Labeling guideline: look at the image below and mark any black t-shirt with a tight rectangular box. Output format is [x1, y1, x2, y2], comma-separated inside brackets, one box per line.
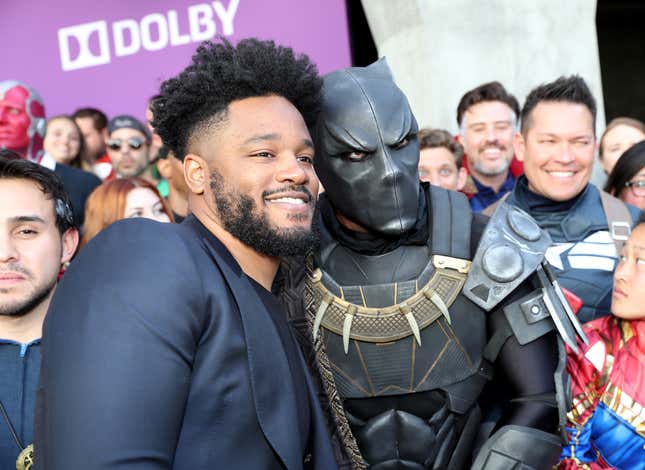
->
[249, 278, 311, 453]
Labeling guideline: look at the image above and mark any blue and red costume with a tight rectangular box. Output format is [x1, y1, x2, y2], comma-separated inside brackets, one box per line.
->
[558, 316, 645, 469]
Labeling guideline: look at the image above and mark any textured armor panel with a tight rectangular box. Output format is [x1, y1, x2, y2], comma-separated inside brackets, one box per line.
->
[320, 317, 485, 400]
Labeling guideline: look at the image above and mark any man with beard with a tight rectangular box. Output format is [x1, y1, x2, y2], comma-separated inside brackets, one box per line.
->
[105, 115, 157, 183]
[279, 60, 586, 469]
[457, 82, 522, 212]
[0, 151, 78, 470]
[35, 38, 337, 469]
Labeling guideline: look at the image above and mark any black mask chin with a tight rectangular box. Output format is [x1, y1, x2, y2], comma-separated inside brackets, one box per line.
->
[314, 58, 420, 236]
[209, 170, 319, 257]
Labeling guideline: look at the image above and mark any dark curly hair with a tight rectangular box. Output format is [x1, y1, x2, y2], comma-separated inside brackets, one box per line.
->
[152, 38, 322, 161]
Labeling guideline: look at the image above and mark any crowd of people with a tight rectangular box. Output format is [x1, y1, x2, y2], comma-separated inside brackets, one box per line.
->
[0, 37, 643, 470]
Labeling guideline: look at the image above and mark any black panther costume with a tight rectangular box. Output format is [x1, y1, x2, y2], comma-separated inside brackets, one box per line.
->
[279, 60, 585, 470]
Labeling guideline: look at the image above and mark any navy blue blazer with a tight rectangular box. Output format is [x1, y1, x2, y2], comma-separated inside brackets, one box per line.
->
[35, 216, 337, 469]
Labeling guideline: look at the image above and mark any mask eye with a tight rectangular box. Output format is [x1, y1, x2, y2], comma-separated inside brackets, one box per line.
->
[393, 137, 409, 150]
[342, 151, 368, 162]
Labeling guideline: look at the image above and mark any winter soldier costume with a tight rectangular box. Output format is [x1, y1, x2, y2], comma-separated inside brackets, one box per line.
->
[279, 60, 586, 469]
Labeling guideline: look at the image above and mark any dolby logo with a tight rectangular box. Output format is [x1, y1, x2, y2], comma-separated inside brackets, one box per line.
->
[57, 0, 239, 71]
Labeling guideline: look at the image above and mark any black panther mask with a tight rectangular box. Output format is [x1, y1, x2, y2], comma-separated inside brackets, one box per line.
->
[314, 58, 420, 236]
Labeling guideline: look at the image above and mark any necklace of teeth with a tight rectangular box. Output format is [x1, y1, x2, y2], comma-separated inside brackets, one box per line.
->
[308, 255, 471, 354]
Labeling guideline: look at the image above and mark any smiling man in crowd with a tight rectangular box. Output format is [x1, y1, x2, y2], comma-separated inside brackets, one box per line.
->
[0, 152, 77, 470]
[34, 38, 337, 469]
[35, 39, 335, 470]
[457, 81, 521, 211]
[506, 76, 641, 322]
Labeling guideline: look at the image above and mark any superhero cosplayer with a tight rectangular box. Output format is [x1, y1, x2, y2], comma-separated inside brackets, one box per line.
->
[557, 317, 645, 469]
[555, 219, 645, 469]
[505, 178, 640, 323]
[279, 60, 587, 469]
[0, 81, 46, 162]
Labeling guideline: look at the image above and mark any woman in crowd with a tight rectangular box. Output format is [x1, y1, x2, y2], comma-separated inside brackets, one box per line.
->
[80, 177, 173, 248]
[43, 115, 84, 168]
[598, 117, 645, 175]
[604, 141, 645, 210]
[557, 217, 645, 469]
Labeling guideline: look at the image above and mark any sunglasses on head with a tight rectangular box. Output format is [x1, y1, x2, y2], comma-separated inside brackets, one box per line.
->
[107, 137, 146, 151]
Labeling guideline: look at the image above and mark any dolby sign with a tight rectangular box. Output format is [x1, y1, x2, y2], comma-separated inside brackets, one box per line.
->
[2, 0, 351, 118]
[58, 0, 239, 71]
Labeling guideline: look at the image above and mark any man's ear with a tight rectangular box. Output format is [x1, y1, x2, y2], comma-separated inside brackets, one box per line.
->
[514, 132, 526, 162]
[184, 153, 207, 195]
[456, 167, 468, 191]
[61, 228, 79, 265]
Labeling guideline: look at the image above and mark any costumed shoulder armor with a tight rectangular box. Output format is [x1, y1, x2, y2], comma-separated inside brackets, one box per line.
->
[464, 202, 588, 352]
[463, 202, 551, 311]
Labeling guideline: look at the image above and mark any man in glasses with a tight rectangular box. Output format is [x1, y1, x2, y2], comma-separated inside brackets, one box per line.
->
[507, 76, 641, 322]
[0, 81, 100, 228]
[106, 115, 155, 182]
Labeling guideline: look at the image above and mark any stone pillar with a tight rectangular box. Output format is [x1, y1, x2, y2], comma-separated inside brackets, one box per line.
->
[361, 0, 606, 185]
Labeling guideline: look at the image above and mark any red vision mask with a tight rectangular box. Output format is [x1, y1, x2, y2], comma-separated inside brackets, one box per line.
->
[0, 81, 46, 162]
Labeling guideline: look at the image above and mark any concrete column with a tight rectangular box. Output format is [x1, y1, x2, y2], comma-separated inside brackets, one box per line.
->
[361, 0, 606, 185]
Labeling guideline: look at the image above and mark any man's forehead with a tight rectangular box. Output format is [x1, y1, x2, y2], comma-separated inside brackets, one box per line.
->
[199, 96, 311, 146]
[529, 101, 594, 134]
[464, 101, 515, 122]
[110, 127, 146, 139]
[420, 147, 457, 165]
[75, 116, 96, 130]
[0, 179, 54, 218]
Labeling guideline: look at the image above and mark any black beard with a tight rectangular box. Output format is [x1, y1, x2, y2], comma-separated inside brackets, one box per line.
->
[209, 170, 319, 257]
[0, 277, 56, 317]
